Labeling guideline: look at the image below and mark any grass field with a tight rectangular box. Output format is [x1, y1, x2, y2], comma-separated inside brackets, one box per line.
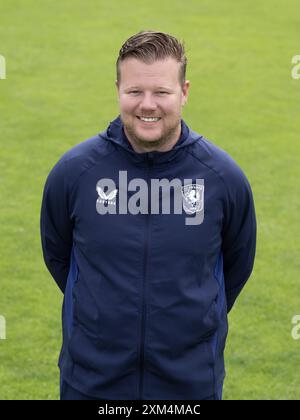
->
[1, 0, 300, 400]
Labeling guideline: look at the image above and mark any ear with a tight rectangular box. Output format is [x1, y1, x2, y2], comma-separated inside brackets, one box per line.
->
[181, 80, 190, 106]
[115, 80, 120, 101]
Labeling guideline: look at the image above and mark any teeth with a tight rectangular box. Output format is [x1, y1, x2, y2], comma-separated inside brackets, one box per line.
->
[139, 117, 160, 122]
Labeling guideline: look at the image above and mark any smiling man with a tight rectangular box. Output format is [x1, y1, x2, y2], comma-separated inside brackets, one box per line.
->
[116, 55, 189, 152]
[40, 30, 256, 400]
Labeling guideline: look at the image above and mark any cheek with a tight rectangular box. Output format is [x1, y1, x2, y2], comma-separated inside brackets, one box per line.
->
[119, 97, 136, 114]
[162, 103, 181, 117]
[163, 96, 182, 112]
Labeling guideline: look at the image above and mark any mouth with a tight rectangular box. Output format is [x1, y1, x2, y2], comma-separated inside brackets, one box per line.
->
[136, 116, 161, 124]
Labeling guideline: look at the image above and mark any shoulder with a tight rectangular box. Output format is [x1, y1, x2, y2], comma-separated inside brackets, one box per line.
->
[46, 134, 116, 186]
[59, 134, 114, 167]
[189, 132, 252, 194]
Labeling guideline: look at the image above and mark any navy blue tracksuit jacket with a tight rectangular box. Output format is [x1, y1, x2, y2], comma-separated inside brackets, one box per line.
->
[40, 116, 256, 400]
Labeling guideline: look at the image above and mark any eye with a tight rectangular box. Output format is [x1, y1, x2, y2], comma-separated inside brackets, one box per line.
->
[156, 91, 169, 96]
[129, 90, 141, 95]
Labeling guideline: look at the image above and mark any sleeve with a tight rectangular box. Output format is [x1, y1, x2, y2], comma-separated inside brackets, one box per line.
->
[221, 169, 257, 313]
[40, 159, 74, 293]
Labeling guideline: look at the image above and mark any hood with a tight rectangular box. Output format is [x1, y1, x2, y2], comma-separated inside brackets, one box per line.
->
[98, 115, 202, 165]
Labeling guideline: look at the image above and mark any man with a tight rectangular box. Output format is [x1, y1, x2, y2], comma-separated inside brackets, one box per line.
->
[40, 30, 256, 400]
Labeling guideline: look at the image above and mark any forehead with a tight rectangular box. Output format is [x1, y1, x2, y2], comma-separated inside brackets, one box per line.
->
[118, 57, 181, 88]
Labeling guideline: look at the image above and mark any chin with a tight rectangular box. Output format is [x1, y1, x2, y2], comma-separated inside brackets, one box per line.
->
[135, 126, 162, 137]
[137, 134, 162, 144]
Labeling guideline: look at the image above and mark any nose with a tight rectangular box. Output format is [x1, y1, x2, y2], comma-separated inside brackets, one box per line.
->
[139, 92, 157, 111]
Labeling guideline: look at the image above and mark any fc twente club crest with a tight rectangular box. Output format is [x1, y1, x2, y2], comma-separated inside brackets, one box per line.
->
[181, 183, 204, 215]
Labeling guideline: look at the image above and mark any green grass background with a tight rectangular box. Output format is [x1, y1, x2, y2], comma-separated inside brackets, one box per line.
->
[1, 0, 300, 400]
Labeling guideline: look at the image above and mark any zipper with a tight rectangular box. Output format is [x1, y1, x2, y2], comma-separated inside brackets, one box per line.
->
[138, 155, 153, 400]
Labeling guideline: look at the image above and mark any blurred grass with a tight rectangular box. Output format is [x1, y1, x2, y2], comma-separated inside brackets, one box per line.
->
[0, 0, 300, 399]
